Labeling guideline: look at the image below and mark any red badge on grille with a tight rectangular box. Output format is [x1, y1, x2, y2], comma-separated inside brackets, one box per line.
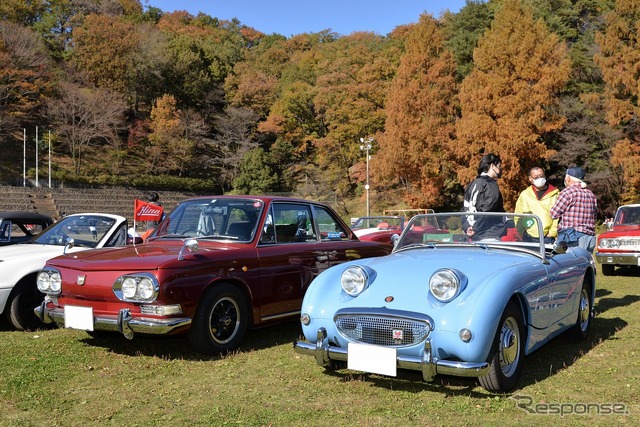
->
[392, 329, 403, 340]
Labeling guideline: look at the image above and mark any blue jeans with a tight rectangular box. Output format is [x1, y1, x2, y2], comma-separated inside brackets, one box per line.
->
[558, 228, 595, 253]
[577, 233, 596, 253]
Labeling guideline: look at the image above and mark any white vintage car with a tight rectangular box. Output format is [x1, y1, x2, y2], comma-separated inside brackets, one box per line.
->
[0, 213, 130, 330]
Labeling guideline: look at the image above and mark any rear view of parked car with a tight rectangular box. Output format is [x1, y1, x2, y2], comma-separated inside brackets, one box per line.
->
[35, 196, 392, 355]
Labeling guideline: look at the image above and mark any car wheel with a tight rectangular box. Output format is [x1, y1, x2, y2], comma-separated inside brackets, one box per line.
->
[601, 264, 615, 276]
[478, 302, 525, 393]
[6, 280, 45, 331]
[189, 284, 249, 355]
[568, 275, 593, 341]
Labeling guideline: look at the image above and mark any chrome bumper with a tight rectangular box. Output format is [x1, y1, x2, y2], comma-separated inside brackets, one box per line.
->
[293, 327, 489, 382]
[35, 303, 191, 339]
[595, 252, 640, 266]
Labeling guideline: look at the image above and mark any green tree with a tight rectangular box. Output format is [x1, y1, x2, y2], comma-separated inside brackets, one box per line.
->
[442, 0, 494, 80]
[232, 147, 279, 194]
[375, 14, 459, 210]
[454, 0, 571, 210]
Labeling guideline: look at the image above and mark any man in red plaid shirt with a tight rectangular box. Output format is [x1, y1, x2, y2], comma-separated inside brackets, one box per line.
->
[550, 167, 598, 252]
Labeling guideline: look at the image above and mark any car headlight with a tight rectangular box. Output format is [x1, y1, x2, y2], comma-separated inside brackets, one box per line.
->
[113, 273, 159, 303]
[429, 269, 464, 302]
[37, 268, 62, 295]
[341, 266, 369, 296]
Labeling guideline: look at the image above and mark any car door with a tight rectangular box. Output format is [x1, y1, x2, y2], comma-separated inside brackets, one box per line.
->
[311, 204, 388, 267]
[545, 253, 585, 334]
[256, 202, 329, 323]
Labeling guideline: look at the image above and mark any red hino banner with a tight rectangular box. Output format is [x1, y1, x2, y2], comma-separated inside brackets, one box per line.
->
[134, 199, 163, 222]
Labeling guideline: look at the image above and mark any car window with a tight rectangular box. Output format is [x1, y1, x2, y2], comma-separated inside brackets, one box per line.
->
[0, 221, 10, 241]
[104, 223, 128, 247]
[314, 206, 349, 241]
[156, 198, 261, 241]
[264, 203, 317, 244]
[33, 215, 117, 247]
[615, 206, 640, 226]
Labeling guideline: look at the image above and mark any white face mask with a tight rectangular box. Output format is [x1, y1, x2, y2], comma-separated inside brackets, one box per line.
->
[533, 177, 546, 188]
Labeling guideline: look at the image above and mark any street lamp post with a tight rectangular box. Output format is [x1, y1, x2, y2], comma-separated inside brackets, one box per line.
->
[359, 137, 373, 217]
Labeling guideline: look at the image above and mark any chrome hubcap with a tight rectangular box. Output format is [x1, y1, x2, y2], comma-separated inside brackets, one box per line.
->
[499, 316, 520, 377]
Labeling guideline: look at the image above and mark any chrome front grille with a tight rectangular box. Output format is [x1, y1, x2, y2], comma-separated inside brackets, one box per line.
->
[335, 314, 431, 347]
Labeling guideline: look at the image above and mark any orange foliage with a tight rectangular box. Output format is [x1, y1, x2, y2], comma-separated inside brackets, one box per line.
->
[374, 14, 458, 209]
[454, 0, 570, 210]
[595, 0, 640, 202]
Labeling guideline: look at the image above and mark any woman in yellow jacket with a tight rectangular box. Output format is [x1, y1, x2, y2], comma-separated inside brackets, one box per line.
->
[514, 167, 559, 243]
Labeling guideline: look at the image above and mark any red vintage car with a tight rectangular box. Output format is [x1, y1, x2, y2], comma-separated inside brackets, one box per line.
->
[595, 203, 640, 276]
[35, 196, 392, 354]
[350, 215, 404, 245]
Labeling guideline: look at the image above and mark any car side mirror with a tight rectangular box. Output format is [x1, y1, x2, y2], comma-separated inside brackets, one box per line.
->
[178, 239, 199, 260]
[552, 240, 568, 255]
[63, 237, 75, 255]
[391, 233, 400, 247]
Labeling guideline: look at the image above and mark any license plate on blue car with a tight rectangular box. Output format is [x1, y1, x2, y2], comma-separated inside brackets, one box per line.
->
[347, 342, 397, 376]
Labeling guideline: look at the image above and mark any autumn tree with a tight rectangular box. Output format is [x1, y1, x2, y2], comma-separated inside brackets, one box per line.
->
[595, 0, 640, 203]
[0, 21, 51, 139]
[158, 11, 253, 113]
[72, 14, 139, 94]
[374, 14, 459, 210]
[47, 82, 127, 175]
[313, 32, 401, 203]
[454, 0, 571, 210]
[147, 94, 190, 175]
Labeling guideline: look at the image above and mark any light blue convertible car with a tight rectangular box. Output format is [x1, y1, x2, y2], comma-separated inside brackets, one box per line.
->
[294, 212, 596, 392]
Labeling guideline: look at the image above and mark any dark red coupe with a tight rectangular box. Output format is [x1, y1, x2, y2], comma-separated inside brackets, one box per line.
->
[35, 196, 391, 354]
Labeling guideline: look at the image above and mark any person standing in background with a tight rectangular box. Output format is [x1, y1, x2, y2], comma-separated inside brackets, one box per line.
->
[461, 153, 506, 240]
[515, 166, 559, 243]
[550, 167, 598, 252]
[145, 192, 162, 231]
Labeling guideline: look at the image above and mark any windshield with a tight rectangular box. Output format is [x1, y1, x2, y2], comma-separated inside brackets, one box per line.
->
[153, 198, 263, 242]
[614, 206, 640, 226]
[33, 215, 117, 248]
[395, 212, 547, 257]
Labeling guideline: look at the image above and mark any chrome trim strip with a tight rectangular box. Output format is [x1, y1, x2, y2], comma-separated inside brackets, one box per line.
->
[260, 310, 300, 322]
[595, 252, 640, 266]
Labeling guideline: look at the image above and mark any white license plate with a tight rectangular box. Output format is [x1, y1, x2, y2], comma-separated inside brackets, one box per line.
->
[64, 305, 94, 331]
[347, 342, 397, 376]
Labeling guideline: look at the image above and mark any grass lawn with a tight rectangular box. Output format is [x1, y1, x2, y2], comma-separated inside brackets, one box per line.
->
[1, 264, 638, 426]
